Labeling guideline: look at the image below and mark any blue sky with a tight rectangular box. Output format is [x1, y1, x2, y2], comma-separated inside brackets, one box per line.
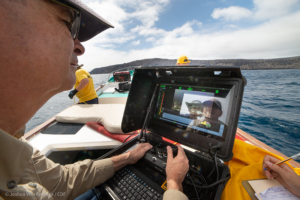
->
[80, 0, 300, 71]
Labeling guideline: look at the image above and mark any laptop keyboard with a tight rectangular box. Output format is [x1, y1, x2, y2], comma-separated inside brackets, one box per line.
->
[106, 167, 162, 200]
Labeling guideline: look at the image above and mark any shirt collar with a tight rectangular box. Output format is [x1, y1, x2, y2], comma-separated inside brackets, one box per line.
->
[0, 129, 33, 191]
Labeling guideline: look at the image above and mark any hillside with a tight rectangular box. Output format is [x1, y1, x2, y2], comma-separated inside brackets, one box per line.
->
[90, 56, 300, 74]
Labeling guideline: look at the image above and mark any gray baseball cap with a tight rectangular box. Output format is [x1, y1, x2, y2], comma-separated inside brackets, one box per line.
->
[64, 0, 114, 42]
[203, 99, 222, 110]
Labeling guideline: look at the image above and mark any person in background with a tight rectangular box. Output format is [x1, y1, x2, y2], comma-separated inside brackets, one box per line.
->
[0, 0, 189, 199]
[262, 155, 300, 197]
[68, 64, 99, 104]
[176, 55, 191, 66]
[186, 100, 204, 132]
[185, 100, 204, 119]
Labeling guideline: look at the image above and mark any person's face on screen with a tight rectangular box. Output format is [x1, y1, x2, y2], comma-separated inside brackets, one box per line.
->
[186, 104, 204, 118]
[203, 106, 223, 121]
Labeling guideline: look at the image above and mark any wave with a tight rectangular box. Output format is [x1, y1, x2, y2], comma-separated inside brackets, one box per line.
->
[285, 82, 300, 86]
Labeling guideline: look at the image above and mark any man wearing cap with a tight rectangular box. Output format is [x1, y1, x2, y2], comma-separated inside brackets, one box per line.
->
[68, 65, 99, 104]
[176, 55, 191, 66]
[200, 99, 225, 132]
[0, 0, 189, 200]
[187, 99, 224, 133]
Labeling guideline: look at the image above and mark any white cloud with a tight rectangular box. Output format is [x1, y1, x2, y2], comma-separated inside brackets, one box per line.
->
[211, 0, 299, 22]
[129, 6, 160, 28]
[86, 1, 127, 34]
[133, 20, 201, 44]
[132, 40, 140, 45]
[166, 21, 195, 37]
[146, 37, 156, 42]
[78, 0, 300, 71]
[131, 26, 166, 36]
[253, 0, 299, 20]
[80, 10, 300, 71]
[211, 6, 252, 21]
[223, 24, 239, 29]
[193, 20, 203, 28]
[83, 0, 169, 44]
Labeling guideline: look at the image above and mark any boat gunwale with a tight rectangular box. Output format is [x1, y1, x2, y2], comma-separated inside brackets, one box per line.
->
[25, 117, 56, 140]
[237, 128, 300, 168]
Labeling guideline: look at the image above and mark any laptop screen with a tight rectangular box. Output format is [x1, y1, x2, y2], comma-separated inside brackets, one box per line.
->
[151, 83, 235, 141]
[122, 67, 245, 160]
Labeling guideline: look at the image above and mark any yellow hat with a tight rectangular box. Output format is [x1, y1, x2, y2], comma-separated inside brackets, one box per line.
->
[176, 55, 191, 64]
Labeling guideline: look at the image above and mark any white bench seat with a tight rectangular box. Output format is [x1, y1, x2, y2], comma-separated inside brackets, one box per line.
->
[55, 104, 126, 134]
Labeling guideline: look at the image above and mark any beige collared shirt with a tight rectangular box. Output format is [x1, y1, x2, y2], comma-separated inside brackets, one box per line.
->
[0, 129, 114, 200]
[0, 129, 188, 200]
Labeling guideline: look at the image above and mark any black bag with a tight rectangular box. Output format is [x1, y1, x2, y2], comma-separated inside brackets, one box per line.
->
[115, 82, 131, 93]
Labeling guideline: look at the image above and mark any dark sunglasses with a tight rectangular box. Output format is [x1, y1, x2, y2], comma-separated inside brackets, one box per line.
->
[51, 0, 81, 40]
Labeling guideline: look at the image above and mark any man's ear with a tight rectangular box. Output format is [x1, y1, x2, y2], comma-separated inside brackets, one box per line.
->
[218, 110, 223, 117]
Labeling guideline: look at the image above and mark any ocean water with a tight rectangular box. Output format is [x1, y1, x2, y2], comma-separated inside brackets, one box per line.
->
[238, 69, 300, 157]
[25, 69, 300, 157]
[25, 74, 109, 133]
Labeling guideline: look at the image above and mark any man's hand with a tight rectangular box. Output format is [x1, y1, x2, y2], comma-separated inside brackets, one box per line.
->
[262, 155, 300, 197]
[127, 143, 153, 165]
[68, 89, 78, 99]
[166, 145, 189, 192]
[111, 143, 152, 172]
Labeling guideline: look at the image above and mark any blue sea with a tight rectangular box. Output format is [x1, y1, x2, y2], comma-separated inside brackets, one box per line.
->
[25, 69, 300, 157]
[238, 69, 300, 157]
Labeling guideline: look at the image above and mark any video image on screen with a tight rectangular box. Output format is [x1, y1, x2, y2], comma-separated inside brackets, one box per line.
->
[155, 84, 233, 138]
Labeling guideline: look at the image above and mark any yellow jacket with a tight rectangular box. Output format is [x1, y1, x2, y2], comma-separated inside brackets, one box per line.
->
[74, 69, 97, 103]
[221, 139, 300, 200]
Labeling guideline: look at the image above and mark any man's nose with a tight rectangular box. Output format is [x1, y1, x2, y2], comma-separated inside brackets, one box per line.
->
[73, 38, 85, 56]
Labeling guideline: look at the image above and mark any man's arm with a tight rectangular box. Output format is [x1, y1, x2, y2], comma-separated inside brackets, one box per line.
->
[75, 78, 89, 91]
[31, 143, 152, 200]
[68, 78, 90, 99]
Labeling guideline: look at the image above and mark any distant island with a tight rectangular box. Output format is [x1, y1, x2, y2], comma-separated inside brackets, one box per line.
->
[90, 56, 300, 74]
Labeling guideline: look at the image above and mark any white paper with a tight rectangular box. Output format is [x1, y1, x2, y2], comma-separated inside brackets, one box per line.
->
[248, 179, 281, 200]
[255, 185, 300, 200]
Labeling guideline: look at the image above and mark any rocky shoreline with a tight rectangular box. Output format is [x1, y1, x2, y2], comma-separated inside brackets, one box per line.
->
[90, 56, 300, 74]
